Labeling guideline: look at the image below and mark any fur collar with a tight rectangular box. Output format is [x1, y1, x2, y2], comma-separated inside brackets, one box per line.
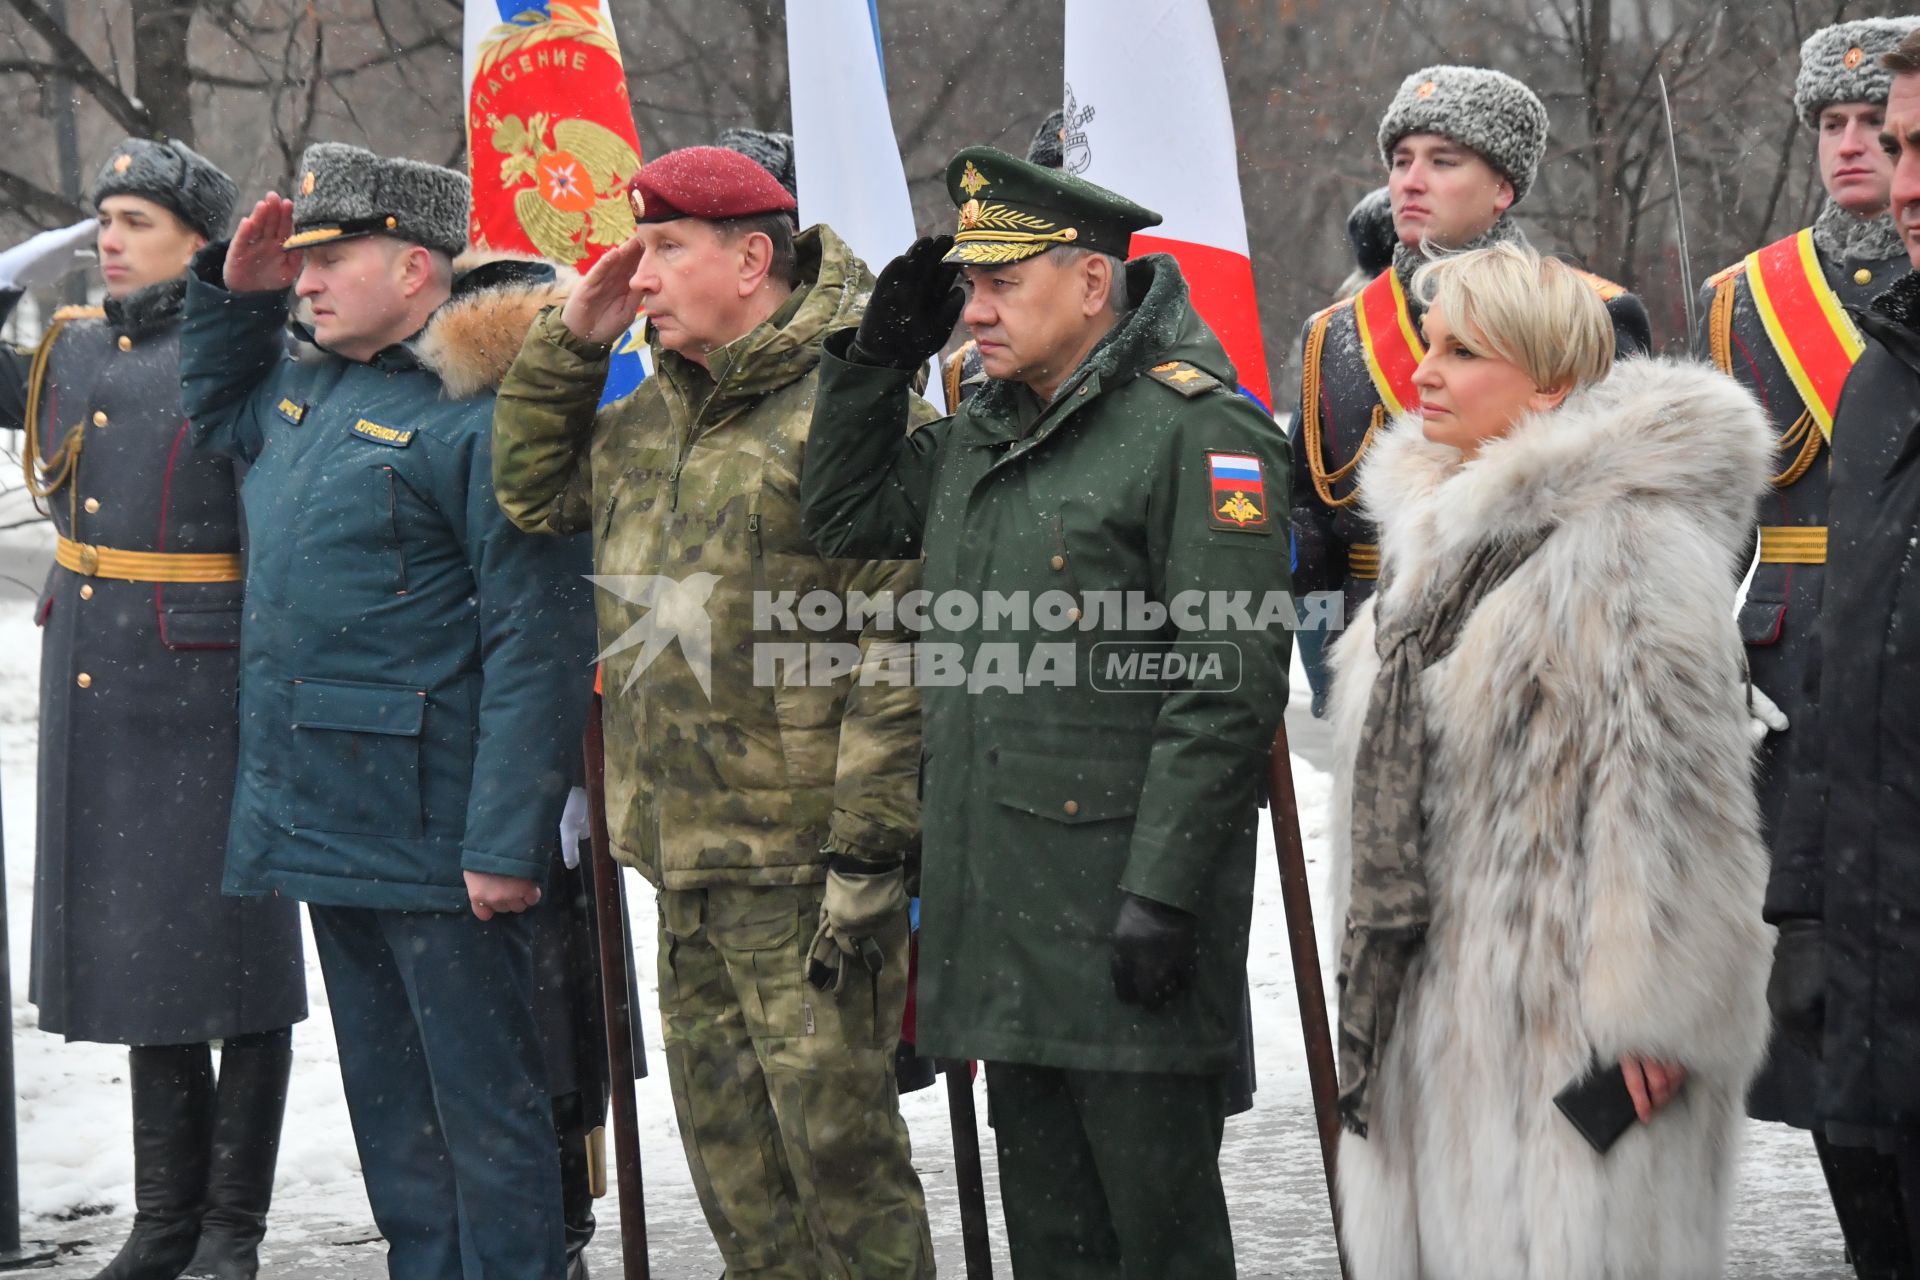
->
[1391, 215, 1526, 295]
[104, 276, 187, 338]
[413, 251, 571, 398]
[1360, 357, 1770, 576]
[1813, 198, 1906, 266]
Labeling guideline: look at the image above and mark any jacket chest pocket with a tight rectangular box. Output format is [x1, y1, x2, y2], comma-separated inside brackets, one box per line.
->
[292, 454, 414, 599]
[281, 678, 426, 838]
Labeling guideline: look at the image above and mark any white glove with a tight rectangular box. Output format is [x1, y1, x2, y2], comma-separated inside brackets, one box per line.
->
[1746, 684, 1789, 745]
[559, 786, 589, 869]
[0, 220, 96, 291]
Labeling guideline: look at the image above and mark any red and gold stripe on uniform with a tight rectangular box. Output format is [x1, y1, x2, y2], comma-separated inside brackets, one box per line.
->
[1353, 269, 1426, 417]
[1745, 228, 1865, 439]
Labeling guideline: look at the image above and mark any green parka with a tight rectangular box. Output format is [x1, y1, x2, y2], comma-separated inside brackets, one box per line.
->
[802, 255, 1291, 1072]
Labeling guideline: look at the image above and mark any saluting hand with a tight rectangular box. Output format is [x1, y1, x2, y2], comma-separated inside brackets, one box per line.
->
[852, 234, 964, 370]
[464, 869, 542, 921]
[561, 233, 647, 345]
[225, 194, 303, 294]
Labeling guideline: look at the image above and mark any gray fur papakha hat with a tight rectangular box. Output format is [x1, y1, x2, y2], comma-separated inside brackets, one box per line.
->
[90, 138, 238, 241]
[1376, 65, 1549, 203]
[715, 128, 797, 198]
[1795, 18, 1920, 129]
[1027, 110, 1066, 170]
[284, 142, 470, 257]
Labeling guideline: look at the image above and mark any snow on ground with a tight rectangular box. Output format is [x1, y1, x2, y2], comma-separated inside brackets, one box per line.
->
[0, 518, 1855, 1276]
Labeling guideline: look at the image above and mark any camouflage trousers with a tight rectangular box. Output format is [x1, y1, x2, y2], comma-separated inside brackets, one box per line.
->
[657, 883, 934, 1279]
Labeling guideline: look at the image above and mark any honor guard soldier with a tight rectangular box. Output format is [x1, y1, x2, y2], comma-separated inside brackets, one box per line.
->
[1289, 66, 1651, 710]
[801, 147, 1291, 1279]
[1700, 17, 1920, 1277]
[178, 143, 595, 1279]
[0, 139, 305, 1280]
[492, 146, 935, 1279]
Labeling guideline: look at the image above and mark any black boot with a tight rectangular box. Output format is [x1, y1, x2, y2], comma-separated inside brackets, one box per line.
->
[91, 1044, 214, 1280]
[560, 1127, 596, 1280]
[179, 1028, 293, 1280]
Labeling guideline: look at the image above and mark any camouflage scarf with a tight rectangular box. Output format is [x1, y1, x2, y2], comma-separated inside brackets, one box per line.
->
[1338, 530, 1546, 1136]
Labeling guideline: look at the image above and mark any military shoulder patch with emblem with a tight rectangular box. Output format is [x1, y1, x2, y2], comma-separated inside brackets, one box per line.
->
[1207, 452, 1270, 533]
[1148, 360, 1223, 397]
[276, 398, 307, 424]
[350, 418, 413, 447]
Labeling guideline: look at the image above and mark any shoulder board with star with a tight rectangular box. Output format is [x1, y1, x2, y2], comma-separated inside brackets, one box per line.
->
[1145, 361, 1223, 397]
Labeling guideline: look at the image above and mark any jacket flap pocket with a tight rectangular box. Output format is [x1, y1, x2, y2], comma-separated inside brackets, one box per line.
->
[1738, 599, 1786, 648]
[290, 678, 425, 736]
[995, 748, 1143, 825]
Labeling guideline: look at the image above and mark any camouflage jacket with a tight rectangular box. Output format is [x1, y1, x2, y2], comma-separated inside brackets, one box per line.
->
[492, 224, 930, 889]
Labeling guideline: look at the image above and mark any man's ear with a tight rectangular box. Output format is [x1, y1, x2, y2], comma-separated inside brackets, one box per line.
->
[397, 245, 436, 299]
[1083, 254, 1112, 318]
[737, 230, 775, 298]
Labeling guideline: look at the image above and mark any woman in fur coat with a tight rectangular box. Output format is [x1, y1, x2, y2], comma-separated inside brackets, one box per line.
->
[1326, 242, 1775, 1279]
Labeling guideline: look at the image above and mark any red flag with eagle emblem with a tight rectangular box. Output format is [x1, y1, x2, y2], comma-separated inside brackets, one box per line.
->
[462, 0, 644, 271]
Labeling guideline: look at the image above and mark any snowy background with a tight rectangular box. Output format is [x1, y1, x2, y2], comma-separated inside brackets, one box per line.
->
[0, 517, 1855, 1277]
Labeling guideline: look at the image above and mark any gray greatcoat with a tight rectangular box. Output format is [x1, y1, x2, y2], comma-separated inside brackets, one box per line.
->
[0, 280, 305, 1046]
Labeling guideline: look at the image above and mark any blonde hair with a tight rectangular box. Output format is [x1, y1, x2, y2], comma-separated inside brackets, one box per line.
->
[1409, 242, 1614, 393]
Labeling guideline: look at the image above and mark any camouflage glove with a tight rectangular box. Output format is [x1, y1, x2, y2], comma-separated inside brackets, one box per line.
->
[806, 848, 909, 993]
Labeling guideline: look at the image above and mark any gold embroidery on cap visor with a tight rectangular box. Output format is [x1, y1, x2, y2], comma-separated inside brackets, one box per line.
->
[944, 201, 1083, 265]
[282, 226, 347, 248]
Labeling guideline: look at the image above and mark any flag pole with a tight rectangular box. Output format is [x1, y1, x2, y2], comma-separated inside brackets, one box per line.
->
[585, 693, 650, 1279]
[1268, 719, 1348, 1278]
[940, 1061, 993, 1278]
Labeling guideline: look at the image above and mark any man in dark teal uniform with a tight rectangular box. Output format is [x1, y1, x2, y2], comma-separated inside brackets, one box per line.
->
[178, 143, 594, 1280]
[802, 148, 1290, 1278]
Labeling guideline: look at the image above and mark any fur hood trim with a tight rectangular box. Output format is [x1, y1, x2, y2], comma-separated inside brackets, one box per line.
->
[415, 250, 574, 399]
[1359, 357, 1771, 579]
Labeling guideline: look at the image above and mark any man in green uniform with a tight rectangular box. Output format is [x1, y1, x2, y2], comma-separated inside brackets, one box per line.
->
[490, 145, 933, 1279]
[801, 148, 1291, 1279]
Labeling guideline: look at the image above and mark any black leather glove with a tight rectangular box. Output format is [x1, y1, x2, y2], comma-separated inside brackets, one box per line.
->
[1767, 919, 1825, 1058]
[851, 234, 964, 370]
[1110, 893, 1198, 1011]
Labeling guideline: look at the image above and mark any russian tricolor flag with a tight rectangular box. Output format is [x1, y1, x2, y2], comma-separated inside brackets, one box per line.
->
[786, 0, 944, 411]
[1063, 0, 1272, 411]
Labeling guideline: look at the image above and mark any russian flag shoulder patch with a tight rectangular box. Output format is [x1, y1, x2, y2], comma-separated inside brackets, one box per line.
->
[1206, 451, 1270, 533]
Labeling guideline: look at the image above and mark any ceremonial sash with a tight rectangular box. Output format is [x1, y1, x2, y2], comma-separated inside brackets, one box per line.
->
[1744, 228, 1865, 438]
[1352, 269, 1425, 417]
[1352, 266, 1625, 417]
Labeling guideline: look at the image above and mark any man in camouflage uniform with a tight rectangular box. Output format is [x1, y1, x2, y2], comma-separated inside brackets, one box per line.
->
[1698, 19, 1919, 1278]
[492, 145, 934, 1279]
[1290, 65, 1651, 711]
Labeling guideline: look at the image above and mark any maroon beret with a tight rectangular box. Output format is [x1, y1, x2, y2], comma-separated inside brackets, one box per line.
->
[626, 146, 798, 224]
